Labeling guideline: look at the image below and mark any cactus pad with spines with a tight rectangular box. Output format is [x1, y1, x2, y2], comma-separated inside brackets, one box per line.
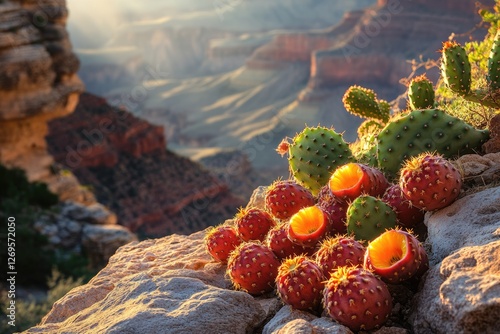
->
[342, 86, 390, 123]
[287, 126, 354, 196]
[408, 74, 435, 110]
[377, 109, 489, 177]
[440, 41, 471, 95]
[346, 195, 398, 243]
[488, 29, 500, 90]
[357, 119, 384, 140]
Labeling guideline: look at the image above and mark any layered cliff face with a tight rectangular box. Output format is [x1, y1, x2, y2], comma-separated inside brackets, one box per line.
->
[0, 1, 136, 268]
[0, 0, 90, 202]
[47, 93, 245, 237]
[248, 0, 494, 89]
[0, 1, 82, 174]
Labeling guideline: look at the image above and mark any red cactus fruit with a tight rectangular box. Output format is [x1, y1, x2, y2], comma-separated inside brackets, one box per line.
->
[399, 154, 462, 211]
[316, 186, 348, 236]
[364, 229, 428, 283]
[205, 224, 242, 263]
[227, 242, 280, 295]
[265, 180, 315, 220]
[276, 255, 325, 311]
[235, 207, 275, 242]
[323, 266, 392, 331]
[266, 224, 316, 260]
[288, 206, 328, 247]
[315, 236, 365, 279]
[382, 184, 425, 228]
[329, 163, 389, 201]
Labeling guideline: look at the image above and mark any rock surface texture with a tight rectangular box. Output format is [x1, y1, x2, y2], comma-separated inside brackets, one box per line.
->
[26, 156, 500, 333]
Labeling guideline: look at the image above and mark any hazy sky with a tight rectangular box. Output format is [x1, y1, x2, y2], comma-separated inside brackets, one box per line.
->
[66, 0, 213, 48]
[67, 0, 125, 48]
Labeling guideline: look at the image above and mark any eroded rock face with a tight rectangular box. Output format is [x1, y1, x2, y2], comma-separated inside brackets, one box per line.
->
[46, 93, 244, 236]
[411, 186, 500, 333]
[247, 0, 493, 89]
[0, 0, 84, 188]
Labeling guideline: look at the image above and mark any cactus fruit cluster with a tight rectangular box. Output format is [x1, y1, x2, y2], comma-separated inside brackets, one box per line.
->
[202, 26, 500, 332]
[204, 151, 466, 330]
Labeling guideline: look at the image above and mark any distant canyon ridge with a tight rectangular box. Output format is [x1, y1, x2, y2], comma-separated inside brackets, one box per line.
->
[75, 0, 492, 167]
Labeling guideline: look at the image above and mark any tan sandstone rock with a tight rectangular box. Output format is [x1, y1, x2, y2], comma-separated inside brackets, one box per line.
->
[411, 186, 500, 334]
[26, 231, 268, 333]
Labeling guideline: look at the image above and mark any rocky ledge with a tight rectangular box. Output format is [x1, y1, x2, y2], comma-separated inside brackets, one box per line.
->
[25, 153, 500, 334]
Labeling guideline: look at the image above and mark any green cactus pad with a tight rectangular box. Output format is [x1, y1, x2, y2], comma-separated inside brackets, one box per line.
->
[346, 195, 397, 242]
[488, 29, 500, 90]
[357, 145, 378, 168]
[288, 126, 355, 196]
[377, 100, 391, 119]
[377, 109, 490, 177]
[342, 86, 390, 123]
[440, 41, 471, 95]
[357, 120, 384, 140]
[408, 75, 435, 110]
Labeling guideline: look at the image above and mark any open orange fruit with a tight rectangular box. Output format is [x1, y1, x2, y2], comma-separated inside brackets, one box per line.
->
[329, 163, 389, 201]
[287, 206, 328, 248]
[364, 229, 428, 283]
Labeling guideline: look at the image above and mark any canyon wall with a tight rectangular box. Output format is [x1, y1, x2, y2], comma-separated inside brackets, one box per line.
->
[247, 0, 494, 89]
[47, 93, 245, 237]
[0, 0, 89, 202]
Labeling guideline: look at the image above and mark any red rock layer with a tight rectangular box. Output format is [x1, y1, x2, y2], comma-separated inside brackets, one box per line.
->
[47, 93, 244, 237]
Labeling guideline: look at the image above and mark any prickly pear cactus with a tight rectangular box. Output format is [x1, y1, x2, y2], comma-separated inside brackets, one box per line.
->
[408, 74, 435, 110]
[342, 86, 390, 123]
[488, 29, 500, 90]
[346, 195, 397, 242]
[440, 41, 471, 95]
[286, 126, 355, 196]
[377, 109, 490, 176]
[356, 145, 378, 168]
[357, 120, 384, 140]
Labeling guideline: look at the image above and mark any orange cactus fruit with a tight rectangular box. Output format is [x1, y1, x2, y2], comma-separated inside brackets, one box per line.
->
[364, 229, 428, 283]
[329, 163, 389, 201]
[287, 206, 328, 248]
